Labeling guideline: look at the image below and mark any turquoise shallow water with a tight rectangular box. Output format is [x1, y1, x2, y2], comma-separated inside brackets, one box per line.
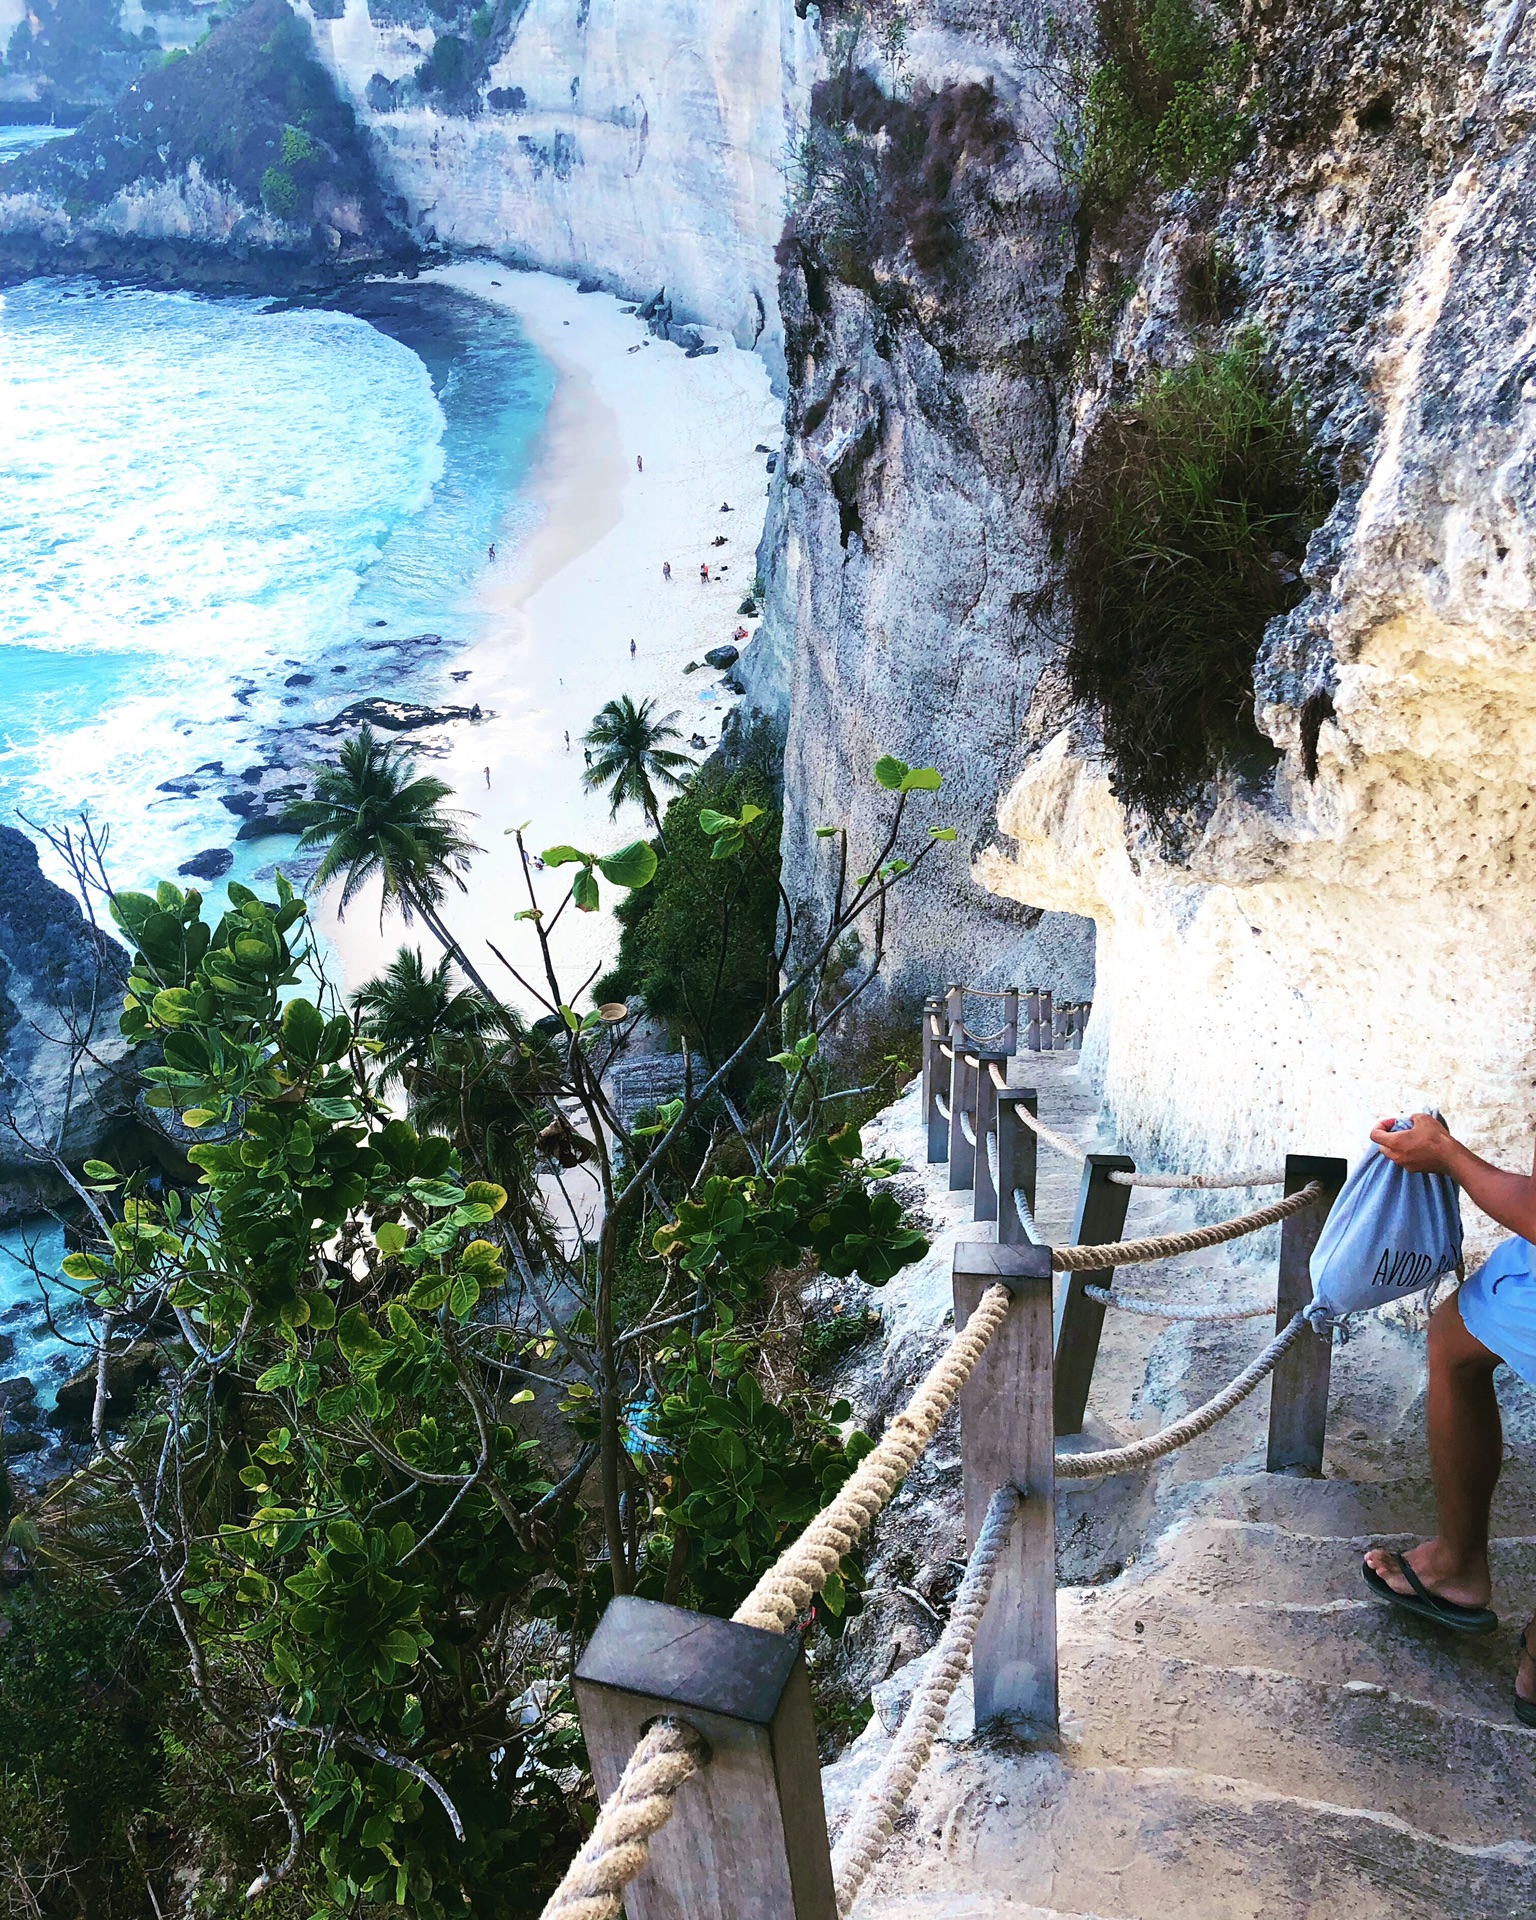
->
[0, 236, 555, 1404]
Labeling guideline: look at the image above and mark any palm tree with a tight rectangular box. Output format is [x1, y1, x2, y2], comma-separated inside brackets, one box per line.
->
[581, 695, 695, 843]
[352, 947, 494, 1097]
[286, 725, 499, 1001]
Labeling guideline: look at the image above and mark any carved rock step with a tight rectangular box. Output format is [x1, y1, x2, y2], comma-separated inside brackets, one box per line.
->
[843, 1750, 1536, 1920]
[1067, 1588, 1525, 1724]
[1057, 1641, 1535, 1846]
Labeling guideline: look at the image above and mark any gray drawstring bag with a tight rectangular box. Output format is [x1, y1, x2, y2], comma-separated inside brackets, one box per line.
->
[1307, 1116, 1464, 1331]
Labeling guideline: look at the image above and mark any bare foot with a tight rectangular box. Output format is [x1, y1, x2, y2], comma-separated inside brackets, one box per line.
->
[1519, 1616, 1536, 1707]
[1363, 1538, 1492, 1610]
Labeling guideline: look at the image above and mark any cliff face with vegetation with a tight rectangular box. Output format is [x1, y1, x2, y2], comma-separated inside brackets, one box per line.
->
[0, 0, 411, 281]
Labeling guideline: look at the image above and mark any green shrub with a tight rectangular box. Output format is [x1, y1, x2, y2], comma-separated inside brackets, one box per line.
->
[260, 163, 299, 216]
[595, 763, 781, 1070]
[1061, 0, 1253, 223]
[415, 31, 472, 97]
[1060, 338, 1331, 834]
[280, 124, 321, 167]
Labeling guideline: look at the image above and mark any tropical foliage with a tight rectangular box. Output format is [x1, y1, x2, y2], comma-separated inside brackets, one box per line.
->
[579, 695, 695, 840]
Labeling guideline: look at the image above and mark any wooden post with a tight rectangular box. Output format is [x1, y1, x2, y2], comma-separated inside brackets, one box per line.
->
[574, 1596, 836, 1920]
[1000, 987, 1020, 1056]
[1039, 989, 1054, 1052]
[953, 1241, 1058, 1734]
[1266, 1152, 1348, 1476]
[944, 981, 964, 1042]
[972, 1051, 1006, 1224]
[1053, 1002, 1069, 1049]
[947, 1045, 977, 1191]
[922, 997, 947, 1164]
[996, 1089, 1039, 1246]
[1053, 1152, 1135, 1437]
[1026, 989, 1041, 1052]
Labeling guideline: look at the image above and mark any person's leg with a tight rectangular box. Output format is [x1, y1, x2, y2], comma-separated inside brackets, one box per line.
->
[1364, 1292, 1503, 1607]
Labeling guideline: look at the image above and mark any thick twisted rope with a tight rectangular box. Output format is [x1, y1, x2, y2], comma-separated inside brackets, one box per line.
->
[1051, 1182, 1321, 1270]
[960, 1108, 977, 1146]
[1055, 1312, 1309, 1478]
[734, 1283, 1014, 1631]
[539, 1719, 706, 1920]
[1108, 1166, 1283, 1189]
[830, 1486, 1020, 1916]
[1083, 1283, 1273, 1321]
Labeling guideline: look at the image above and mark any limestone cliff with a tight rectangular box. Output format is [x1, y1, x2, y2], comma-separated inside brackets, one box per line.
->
[296, 0, 821, 385]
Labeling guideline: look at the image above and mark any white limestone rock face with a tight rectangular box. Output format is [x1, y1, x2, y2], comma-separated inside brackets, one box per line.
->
[299, 0, 819, 386]
[973, 0, 1536, 1227]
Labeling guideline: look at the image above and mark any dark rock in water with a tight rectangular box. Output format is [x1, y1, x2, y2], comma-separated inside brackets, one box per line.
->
[194, 761, 223, 776]
[0, 1376, 37, 1411]
[49, 1340, 159, 1437]
[765, 453, 778, 472]
[705, 644, 740, 670]
[236, 812, 291, 842]
[451, 670, 471, 682]
[577, 274, 603, 293]
[371, 619, 388, 627]
[221, 793, 261, 818]
[178, 847, 234, 881]
[2, 1428, 45, 1457]
[0, 1332, 12, 1366]
[0, 826, 136, 1191]
[318, 698, 482, 734]
[686, 343, 720, 358]
[409, 633, 444, 647]
[331, 664, 349, 674]
[240, 765, 269, 783]
[285, 672, 314, 687]
[755, 443, 772, 453]
[156, 775, 203, 796]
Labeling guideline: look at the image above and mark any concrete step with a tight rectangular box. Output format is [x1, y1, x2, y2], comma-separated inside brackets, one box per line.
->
[1066, 1588, 1525, 1723]
[844, 1745, 1536, 1920]
[1058, 1640, 1536, 1846]
[1100, 1515, 1536, 1609]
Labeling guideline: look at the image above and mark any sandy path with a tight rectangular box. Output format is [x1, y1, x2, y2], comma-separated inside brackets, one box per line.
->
[316, 261, 784, 1011]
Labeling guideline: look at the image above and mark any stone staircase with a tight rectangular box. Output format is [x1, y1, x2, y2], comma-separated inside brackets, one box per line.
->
[823, 1056, 1536, 1920]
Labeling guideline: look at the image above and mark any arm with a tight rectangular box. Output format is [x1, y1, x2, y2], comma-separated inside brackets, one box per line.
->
[1369, 1111, 1536, 1242]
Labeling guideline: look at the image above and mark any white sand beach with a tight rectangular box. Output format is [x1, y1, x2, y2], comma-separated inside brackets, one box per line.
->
[316, 259, 784, 1010]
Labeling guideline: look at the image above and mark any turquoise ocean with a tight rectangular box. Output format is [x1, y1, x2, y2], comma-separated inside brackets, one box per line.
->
[0, 132, 555, 1401]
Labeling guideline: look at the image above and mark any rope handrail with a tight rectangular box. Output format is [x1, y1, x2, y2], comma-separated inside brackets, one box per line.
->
[539, 1719, 706, 1920]
[830, 1486, 1020, 1916]
[1050, 1182, 1321, 1270]
[935, 1091, 951, 1121]
[1083, 1282, 1274, 1321]
[1108, 1166, 1284, 1189]
[1055, 1312, 1308, 1478]
[1012, 1189, 1044, 1244]
[959, 1109, 976, 1146]
[735, 1282, 1013, 1630]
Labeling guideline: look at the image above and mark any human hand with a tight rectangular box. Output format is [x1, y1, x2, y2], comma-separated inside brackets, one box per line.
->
[1369, 1111, 1456, 1174]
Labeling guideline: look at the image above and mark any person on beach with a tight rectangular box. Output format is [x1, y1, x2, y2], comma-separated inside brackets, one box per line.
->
[488, 542, 496, 562]
[630, 639, 637, 657]
[700, 563, 710, 583]
[564, 730, 570, 751]
[1361, 1110, 1536, 1727]
[637, 454, 644, 473]
[663, 562, 672, 581]
[471, 702, 482, 720]
[484, 767, 491, 789]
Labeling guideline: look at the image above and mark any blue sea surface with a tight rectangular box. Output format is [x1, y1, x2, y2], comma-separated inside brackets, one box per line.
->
[0, 238, 554, 1403]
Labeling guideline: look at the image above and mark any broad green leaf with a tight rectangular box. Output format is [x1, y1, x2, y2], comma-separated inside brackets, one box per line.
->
[872, 754, 909, 790]
[375, 1221, 409, 1255]
[509, 1388, 535, 1405]
[281, 998, 326, 1064]
[82, 1160, 116, 1181]
[572, 867, 600, 913]
[899, 766, 943, 792]
[928, 825, 958, 840]
[180, 1108, 217, 1129]
[462, 1180, 507, 1213]
[60, 1251, 109, 1282]
[697, 807, 736, 834]
[541, 844, 588, 867]
[738, 803, 765, 824]
[449, 1272, 481, 1321]
[336, 1306, 385, 1368]
[597, 840, 658, 889]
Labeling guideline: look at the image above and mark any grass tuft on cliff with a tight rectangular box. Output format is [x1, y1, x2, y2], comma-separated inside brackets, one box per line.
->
[1060, 338, 1331, 832]
[1061, 0, 1255, 225]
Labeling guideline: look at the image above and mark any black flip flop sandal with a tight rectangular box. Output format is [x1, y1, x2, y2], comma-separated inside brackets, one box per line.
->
[1516, 1627, 1536, 1728]
[1361, 1550, 1500, 1635]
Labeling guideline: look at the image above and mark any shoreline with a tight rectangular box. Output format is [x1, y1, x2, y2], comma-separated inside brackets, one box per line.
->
[314, 260, 784, 1010]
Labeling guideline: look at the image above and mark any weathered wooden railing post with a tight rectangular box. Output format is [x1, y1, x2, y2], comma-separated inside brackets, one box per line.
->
[996, 1089, 1038, 1245]
[948, 1044, 978, 1191]
[944, 981, 964, 1041]
[1053, 1152, 1136, 1436]
[1038, 988, 1054, 1051]
[1000, 987, 1020, 1055]
[953, 1241, 1058, 1733]
[1026, 989, 1042, 1052]
[1267, 1152, 1348, 1476]
[972, 1051, 1008, 1224]
[921, 996, 947, 1164]
[574, 1597, 836, 1920]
